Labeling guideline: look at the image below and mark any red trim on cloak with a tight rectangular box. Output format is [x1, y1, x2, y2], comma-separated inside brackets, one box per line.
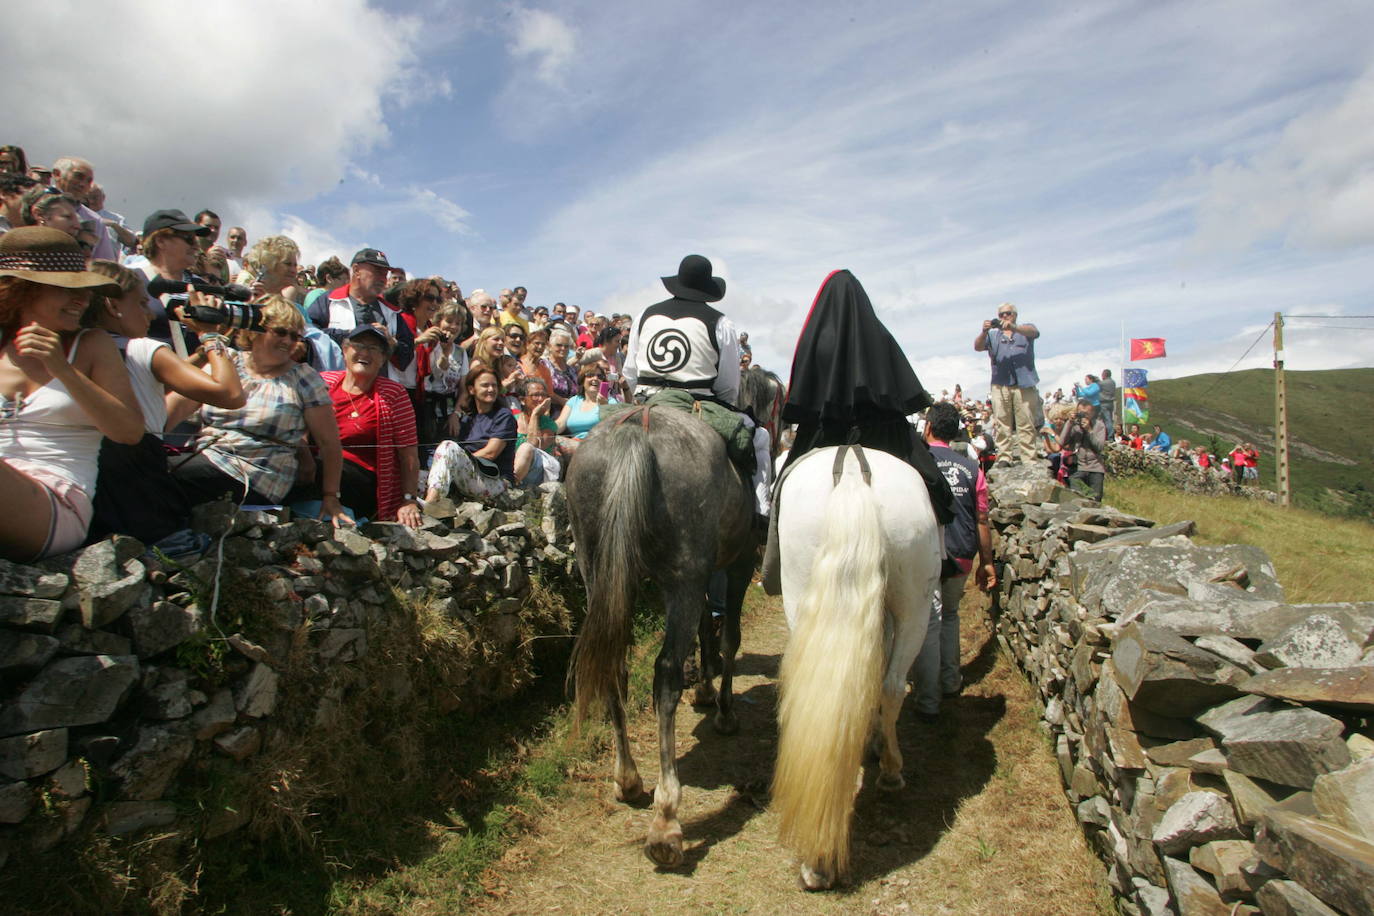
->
[787, 268, 842, 392]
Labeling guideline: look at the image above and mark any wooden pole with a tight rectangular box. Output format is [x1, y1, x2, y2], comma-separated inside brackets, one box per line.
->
[1273, 312, 1291, 507]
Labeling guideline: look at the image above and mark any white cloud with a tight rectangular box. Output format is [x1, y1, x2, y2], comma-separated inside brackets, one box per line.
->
[1193, 68, 1374, 252]
[507, 7, 577, 87]
[406, 187, 474, 235]
[232, 207, 367, 272]
[1, 0, 433, 228]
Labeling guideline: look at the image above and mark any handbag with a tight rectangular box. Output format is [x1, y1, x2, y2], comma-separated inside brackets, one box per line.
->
[472, 455, 501, 478]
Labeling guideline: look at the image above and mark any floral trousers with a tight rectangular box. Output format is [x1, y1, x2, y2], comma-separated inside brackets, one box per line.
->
[426, 440, 507, 500]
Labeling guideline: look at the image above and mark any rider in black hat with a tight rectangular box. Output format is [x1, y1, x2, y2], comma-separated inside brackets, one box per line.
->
[625, 254, 772, 522]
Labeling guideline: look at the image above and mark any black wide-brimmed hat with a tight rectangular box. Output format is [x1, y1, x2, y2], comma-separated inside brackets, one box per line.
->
[661, 254, 725, 302]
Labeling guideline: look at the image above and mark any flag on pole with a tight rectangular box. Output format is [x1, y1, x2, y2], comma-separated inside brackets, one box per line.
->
[1123, 388, 1150, 424]
[1130, 338, 1167, 360]
[1123, 367, 1148, 388]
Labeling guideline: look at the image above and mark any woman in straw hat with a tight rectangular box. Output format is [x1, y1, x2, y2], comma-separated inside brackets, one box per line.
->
[0, 227, 144, 559]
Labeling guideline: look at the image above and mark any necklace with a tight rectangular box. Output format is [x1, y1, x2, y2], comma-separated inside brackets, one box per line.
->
[341, 383, 368, 419]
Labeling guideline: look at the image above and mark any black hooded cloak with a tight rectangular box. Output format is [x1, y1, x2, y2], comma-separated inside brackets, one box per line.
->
[781, 269, 953, 523]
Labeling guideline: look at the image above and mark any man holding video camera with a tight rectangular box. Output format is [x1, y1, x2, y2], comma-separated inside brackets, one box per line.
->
[136, 209, 215, 353]
[308, 247, 415, 385]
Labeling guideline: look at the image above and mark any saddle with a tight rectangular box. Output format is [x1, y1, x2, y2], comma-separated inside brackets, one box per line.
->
[614, 390, 757, 476]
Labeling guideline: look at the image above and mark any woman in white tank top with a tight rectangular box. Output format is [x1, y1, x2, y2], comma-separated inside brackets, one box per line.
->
[0, 228, 144, 560]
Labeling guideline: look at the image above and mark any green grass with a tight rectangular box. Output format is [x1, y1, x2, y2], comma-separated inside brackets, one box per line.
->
[1145, 367, 1374, 518]
[329, 582, 668, 914]
[1105, 475, 1374, 603]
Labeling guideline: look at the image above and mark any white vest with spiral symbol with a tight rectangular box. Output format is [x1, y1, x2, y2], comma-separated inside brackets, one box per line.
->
[637, 311, 719, 389]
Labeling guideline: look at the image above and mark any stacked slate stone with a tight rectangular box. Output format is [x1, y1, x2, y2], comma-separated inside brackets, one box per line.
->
[1104, 444, 1277, 502]
[0, 482, 576, 866]
[987, 464, 1373, 916]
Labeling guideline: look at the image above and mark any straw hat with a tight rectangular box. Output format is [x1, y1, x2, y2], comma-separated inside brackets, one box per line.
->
[0, 227, 122, 295]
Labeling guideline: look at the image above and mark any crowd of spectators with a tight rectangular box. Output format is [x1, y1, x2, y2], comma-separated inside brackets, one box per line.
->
[0, 145, 683, 562]
[928, 373, 1263, 501]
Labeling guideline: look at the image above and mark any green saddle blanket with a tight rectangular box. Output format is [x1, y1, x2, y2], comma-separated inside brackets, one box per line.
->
[634, 390, 756, 475]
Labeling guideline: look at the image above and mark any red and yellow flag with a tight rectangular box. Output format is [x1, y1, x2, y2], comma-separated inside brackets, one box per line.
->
[1130, 337, 1167, 360]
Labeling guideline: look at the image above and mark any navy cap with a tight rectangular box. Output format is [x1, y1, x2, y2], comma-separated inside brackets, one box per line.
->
[350, 247, 390, 268]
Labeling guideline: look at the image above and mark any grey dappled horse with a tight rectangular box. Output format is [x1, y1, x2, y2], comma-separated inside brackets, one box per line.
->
[566, 368, 782, 868]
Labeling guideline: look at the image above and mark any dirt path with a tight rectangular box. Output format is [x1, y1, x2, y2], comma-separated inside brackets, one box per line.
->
[469, 586, 1109, 915]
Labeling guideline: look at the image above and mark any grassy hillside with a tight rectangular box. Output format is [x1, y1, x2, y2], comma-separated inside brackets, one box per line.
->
[1105, 477, 1374, 602]
[1141, 367, 1374, 518]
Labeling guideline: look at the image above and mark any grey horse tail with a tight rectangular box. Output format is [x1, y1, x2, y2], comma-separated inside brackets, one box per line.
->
[569, 420, 657, 725]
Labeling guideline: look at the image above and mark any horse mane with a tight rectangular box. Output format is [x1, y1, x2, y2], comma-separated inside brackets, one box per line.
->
[739, 366, 787, 452]
[739, 366, 783, 416]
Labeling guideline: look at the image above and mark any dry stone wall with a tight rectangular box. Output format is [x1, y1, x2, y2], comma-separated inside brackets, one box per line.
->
[1105, 443, 1277, 502]
[988, 464, 1373, 916]
[0, 482, 577, 869]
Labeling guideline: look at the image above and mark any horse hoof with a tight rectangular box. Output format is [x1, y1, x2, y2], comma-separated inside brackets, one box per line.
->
[644, 828, 684, 868]
[798, 863, 834, 891]
[615, 776, 644, 802]
[713, 710, 739, 735]
[691, 684, 717, 707]
[877, 771, 905, 792]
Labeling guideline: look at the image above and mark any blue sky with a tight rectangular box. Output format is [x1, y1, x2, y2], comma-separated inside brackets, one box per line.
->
[9, 0, 1374, 398]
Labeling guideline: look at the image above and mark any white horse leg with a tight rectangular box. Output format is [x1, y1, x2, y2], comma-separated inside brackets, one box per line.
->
[876, 570, 936, 791]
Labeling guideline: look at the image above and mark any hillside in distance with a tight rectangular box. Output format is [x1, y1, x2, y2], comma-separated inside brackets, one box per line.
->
[1146, 367, 1374, 518]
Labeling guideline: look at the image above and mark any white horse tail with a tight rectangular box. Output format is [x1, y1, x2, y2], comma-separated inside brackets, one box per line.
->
[772, 461, 887, 882]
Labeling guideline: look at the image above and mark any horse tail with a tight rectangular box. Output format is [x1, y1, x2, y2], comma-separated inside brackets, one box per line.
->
[569, 420, 656, 726]
[772, 460, 888, 881]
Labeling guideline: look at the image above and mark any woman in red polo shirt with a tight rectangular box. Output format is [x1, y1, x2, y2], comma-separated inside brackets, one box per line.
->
[319, 325, 422, 525]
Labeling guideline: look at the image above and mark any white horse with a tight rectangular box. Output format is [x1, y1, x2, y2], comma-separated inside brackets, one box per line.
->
[771, 444, 941, 890]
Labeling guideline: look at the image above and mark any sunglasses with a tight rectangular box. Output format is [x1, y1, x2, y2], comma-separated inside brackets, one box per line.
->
[173, 231, 199, 244]
[506, 333, 526, 342]
[998, 311, 1014, 318]
[265, 327, 302, 341]
[421, 293, 443, 304]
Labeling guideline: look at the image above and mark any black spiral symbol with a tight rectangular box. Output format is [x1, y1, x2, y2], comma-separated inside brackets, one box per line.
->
[646, 329, 692, 373]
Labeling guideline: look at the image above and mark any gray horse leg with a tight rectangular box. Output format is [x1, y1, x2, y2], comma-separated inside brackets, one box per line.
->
[692, 571, 725, 706]
[645, 575, 705, 868]
[712, 552, 753, 735]
[610, 666, 643, 801]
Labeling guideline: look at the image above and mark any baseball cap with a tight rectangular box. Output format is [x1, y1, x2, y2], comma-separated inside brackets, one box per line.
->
[143, 209, 211, 236]
[350, 248, 391, 268]
[344, 324, 392, 354]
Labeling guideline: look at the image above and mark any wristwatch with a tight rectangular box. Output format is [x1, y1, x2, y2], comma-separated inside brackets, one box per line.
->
[402, 493, 416, 503]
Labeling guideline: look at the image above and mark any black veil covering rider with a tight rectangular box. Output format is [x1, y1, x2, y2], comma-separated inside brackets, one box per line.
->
[781, 269, 954, 524]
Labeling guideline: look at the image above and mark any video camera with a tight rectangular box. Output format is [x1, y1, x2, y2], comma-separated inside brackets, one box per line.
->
[146, 276, 264, 332]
